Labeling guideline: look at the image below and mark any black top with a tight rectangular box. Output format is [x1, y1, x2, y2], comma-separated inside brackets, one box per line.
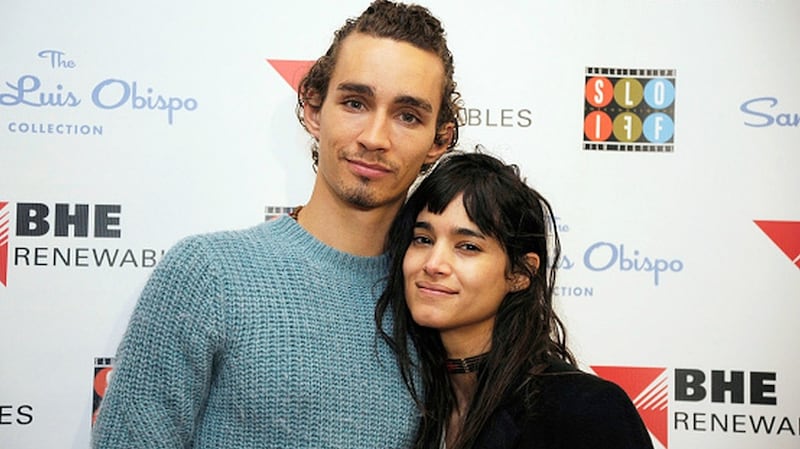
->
[474, 361, 655, 449]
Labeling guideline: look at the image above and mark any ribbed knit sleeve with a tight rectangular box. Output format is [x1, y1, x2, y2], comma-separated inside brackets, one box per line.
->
[92, 235, 226, 449]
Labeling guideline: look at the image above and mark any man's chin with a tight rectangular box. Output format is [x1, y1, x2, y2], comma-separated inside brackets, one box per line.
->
[342, 188, 379, 210]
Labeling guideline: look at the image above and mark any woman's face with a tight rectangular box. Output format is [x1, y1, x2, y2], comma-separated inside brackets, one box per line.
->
[403, 194, 523, 356]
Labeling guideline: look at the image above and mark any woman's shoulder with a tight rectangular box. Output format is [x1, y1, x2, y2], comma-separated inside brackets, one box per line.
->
[532, 360, 636, 414]
[486, 360, 654, 449]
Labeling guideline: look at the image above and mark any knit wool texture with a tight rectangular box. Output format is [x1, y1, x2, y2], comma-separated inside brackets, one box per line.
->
[92, 216, 418, 448]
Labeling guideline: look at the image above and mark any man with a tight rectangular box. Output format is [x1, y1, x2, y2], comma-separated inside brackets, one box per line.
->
[91, 1, 461, 448]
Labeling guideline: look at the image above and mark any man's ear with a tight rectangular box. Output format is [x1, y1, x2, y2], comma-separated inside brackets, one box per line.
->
[425, 122, 454, 164]
[509, 253, 540, 292]
[302, 90, 322, 140]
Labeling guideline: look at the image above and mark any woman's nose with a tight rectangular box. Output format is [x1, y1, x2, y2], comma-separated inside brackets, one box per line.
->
[422, 245, 451, 277]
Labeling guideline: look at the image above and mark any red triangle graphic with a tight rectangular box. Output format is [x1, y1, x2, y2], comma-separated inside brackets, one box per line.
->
[754, 220, 800, 268]
[591, 366, 668, 448]
[266, 59, 315, 93]
[638, 407, 667, 449]
[591, 366, 665, 398]
[0, 238, 7, 287]
[0, 201, 8, 287]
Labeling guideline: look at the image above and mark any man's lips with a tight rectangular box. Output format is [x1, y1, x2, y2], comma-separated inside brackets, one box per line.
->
[347, 158, 392, 178]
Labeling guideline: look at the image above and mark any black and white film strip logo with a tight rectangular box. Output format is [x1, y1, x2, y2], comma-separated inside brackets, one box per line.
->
[583, 67, 676, 152]
[92, 357, 114, 425]
[264, 205, 296, 222]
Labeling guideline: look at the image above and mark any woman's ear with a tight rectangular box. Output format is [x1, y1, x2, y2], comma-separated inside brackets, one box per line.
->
[523, 253, 541, 273]
[508, 253, 540, 292]
[509, 274, 529, 293]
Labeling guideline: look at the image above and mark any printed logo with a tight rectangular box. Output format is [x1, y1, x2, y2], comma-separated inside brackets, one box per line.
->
[548, 217, 594, 297]
[740, 97, 800, 127]
[754, 220, 800, 268]
[93, 357, 114, 425]
[1, 49, 198, 136]
[1, 202, 9, 286]
[1, 201, 166, 288]
[0, 404, 34, 425]
[592, 366, 669, 448]
[584, 67, 676, 152]
[264, 205, 296, 221]
[593, 365, 792, 448]
[550, 219, 684, 293]
[458, 106, 532, 128]
[558, 240, 684, 287]
[266, 59, 314, 93]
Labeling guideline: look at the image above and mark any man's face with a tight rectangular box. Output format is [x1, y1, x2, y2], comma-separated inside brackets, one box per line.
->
[305, 32, 451, 211]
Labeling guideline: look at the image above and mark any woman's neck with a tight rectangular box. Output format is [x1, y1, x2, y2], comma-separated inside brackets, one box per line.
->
[442, 336, 491, 446]
[446, 371, 477, 448]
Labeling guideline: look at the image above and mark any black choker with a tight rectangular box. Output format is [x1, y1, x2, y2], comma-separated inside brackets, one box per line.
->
[446, 353, 489, 374]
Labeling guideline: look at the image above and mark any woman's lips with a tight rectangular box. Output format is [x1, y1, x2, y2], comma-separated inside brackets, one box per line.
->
[415, 281, 457, 296]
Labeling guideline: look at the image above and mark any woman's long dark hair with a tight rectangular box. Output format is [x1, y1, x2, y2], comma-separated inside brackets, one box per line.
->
[376, 151, 576, 449]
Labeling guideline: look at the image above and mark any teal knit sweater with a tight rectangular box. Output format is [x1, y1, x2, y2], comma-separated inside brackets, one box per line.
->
[92, 216, 418, 448]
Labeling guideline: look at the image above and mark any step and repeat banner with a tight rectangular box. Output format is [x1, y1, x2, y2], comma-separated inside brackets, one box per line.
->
[1, 1, 798, 448]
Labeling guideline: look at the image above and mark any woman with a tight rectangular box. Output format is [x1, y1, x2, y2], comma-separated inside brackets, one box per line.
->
[376, 151, 653, 449]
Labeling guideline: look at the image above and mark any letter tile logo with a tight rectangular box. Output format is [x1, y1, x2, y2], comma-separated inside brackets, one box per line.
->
[584, 67, 676, 152]
[591, 366, 668, 448]
[754, 220, 800, 268]
[266, 59, 314, 93]
[1, 201, 9, 286]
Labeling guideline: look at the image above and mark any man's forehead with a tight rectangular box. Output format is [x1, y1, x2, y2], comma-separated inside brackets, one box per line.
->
[330, 33, 445, 104]
[334, 32, 444, 75]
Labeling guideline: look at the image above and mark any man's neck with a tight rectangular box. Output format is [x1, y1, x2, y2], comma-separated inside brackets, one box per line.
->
[296, 196, 401, 257]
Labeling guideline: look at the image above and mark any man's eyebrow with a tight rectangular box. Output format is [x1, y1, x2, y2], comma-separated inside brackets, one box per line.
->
[396, 95, 433, 113]
[337, 82, 374, 97]
[336, 83, 433, 113]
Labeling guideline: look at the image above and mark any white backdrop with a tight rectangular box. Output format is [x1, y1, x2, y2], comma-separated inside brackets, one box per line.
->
[1, 1, 798, 448]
